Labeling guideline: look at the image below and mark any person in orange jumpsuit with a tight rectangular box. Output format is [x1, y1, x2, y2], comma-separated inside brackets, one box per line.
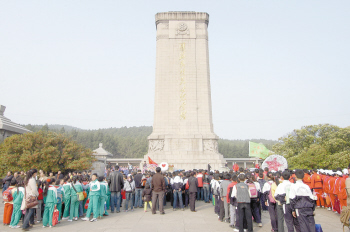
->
[329, 171, 337, 212]
[310, 169, 324, 207]
[338, 171, 347, 210]
[333, 171, 342, 213]
[323, 171, 332, 210]
[303, 169, 312, 189]
[321, 170, 329, 208]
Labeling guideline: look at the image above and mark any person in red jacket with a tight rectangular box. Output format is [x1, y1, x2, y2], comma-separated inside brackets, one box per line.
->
[196, 171, 204, 201]
[227, 174, 237, 228]
[310, 169, 324, 207]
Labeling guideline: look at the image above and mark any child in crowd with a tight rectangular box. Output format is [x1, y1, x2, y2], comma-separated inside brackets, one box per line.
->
[9, 180, 24, 228]
[3, 178, 17, 226]
[62, 177, 71, 220]
[36, 180, 43, 223]
[142, 183, 152, 212]
[69, 176, 83, 222]
[55, 179, 64, 222]
[99, 176, 109, 217]
[82, 173, 100, 222]
[42, 178, 57, 228]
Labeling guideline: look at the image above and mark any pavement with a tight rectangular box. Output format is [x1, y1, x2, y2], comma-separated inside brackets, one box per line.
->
[0, 199, 345, 232]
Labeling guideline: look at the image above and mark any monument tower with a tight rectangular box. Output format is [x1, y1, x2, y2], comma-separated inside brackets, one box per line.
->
[144, 11, 225, 170]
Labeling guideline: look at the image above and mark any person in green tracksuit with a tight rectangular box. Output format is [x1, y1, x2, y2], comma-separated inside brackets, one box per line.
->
[69, 176, 83, 221]
[42, 179, 58, 227]
[55, 179, 65, 222]
[9, 182, 24, 228]
[62, 177, 72, 219]
[106, 181, 111, 210]
[99, 177, 109, 218]
[82, 173, 100, 222]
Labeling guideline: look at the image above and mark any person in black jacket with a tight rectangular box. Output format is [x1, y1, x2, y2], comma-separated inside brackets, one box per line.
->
[134, 170, 144, 208]
[2, 171, 13, 193]
[188, 172, 198, 212]
[107, 165, 124, 213]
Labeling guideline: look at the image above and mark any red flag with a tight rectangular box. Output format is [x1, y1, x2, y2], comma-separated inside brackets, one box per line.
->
[148, 156, 158, 165]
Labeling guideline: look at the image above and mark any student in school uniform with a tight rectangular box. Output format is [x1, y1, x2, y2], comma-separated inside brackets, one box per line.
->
[290, 169, 316, 232]
[61, 177, 72, 219]
[82, 173, 101, 222]
[275, 170, 301, 232]
[231, 174, 253, 232]
[99, 176, 109, 217]
[68, 176, 83, 222]
[42, 179, 58, 228]
[55, 179, 64, 222]
[9, 180, 25, 228]
[263, 172, 278, 232]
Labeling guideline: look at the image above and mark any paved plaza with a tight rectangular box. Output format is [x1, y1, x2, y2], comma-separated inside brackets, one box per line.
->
[0, 198, 344, 232]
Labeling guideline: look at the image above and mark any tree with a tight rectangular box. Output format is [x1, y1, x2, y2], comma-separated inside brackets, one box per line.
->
[0, 131, 96, 176]
[273, 124, 350, 169]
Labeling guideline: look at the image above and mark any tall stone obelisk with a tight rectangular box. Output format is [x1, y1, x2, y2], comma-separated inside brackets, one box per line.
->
[144, 11, 225, 170]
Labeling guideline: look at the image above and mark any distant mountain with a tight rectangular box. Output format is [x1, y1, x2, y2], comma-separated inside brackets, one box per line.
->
[23, 124, 277, 158]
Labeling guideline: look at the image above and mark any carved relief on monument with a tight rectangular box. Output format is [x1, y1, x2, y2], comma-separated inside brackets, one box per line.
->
[149, 139, 165, 152]
[176, 23, 189, 35]
[203, 139, 218, 153]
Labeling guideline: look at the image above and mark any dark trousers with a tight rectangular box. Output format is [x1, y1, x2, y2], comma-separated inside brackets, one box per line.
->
[22, 208, 35, 229]
[284, 204, 301, 232]
[184, 190, 189, 207]
[268, 201, 278, 231]
[277, 204, 285, 232]
[151, 191, 164, 214]
[219, 198, 225, 221]
[237, 203, 253, 232]
[260, 193, 268, 211]
[197, 187, 203, 200]
[296, 208, 315, 232]
[214, 195, 220, 214]
[189, 192, 196, 211]
[251, 198, 261, 223]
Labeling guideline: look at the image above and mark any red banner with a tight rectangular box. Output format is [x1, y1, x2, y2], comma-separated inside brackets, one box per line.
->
[148, 156, 158, 165]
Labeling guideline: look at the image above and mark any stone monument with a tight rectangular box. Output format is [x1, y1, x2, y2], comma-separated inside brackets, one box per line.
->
[143, 11, 225, 170]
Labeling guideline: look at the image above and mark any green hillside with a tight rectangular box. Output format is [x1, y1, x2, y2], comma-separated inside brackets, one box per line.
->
[24, 124, 277, 158]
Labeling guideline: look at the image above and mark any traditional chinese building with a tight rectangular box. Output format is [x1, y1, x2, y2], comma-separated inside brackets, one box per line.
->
[0, 105, 31, 142]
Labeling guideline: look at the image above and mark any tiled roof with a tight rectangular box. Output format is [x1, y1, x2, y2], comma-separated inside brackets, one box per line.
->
[0, 105, 31, 134]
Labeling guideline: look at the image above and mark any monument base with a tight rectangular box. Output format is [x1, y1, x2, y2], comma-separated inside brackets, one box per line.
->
[143, 151, 225, 171]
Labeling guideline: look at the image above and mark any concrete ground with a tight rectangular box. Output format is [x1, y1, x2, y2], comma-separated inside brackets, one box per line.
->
[0, 199, 345, 232]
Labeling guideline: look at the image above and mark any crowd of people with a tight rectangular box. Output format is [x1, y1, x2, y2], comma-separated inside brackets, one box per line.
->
[2, 164, 349, 231]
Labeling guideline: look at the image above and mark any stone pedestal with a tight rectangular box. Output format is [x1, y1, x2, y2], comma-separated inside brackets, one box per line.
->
[144, 12, 225, 170]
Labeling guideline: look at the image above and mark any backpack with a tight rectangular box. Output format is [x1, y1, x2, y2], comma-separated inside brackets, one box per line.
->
[340, 206, 350, 231]
[268, 182, 276, 203]
[2, 188, 13, 202]
[185, 180, 189, 190]
[141, 179, 147, 187]
[248, 183, 258, 198]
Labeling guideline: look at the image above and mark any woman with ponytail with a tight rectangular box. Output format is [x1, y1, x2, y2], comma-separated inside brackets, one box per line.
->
[21, 169, 39, 231]
[42, 178, 57, 228]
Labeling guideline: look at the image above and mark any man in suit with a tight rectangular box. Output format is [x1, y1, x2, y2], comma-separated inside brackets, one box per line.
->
[188, 172, 198, 212]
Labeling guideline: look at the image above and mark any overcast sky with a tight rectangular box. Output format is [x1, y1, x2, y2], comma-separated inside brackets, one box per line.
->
[1, 1, 349, 140]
